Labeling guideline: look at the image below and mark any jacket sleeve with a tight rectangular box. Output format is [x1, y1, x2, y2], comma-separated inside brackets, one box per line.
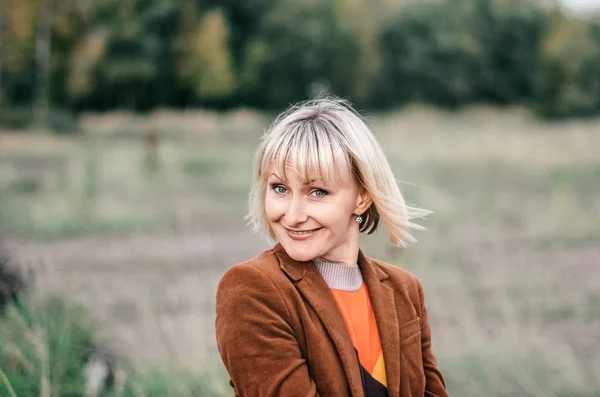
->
[417, 279, 449, 397]
[215, 264, 319, 397]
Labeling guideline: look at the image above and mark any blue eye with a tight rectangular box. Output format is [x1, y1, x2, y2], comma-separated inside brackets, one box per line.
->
[272, 185, 287, 194]
[312, 189, 328, 197]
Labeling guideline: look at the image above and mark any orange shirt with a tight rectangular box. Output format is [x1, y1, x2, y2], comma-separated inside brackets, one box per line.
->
[331, 282, 388, 391]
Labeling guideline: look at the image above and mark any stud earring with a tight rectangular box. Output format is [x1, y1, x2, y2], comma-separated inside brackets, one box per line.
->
[355, 215, 363, 224]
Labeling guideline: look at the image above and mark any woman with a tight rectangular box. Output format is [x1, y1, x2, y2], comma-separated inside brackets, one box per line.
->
[215, 98, 448, 397]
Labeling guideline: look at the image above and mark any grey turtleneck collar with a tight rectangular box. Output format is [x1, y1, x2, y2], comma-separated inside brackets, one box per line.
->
[312, 259, 363, 292]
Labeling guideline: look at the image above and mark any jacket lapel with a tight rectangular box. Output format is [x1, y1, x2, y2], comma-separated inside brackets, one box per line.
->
[274, 244, 364, 397]
[359, 251, 401, 396]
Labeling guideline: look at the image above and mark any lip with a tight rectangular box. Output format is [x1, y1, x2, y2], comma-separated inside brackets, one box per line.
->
[284, 226, 323, 241]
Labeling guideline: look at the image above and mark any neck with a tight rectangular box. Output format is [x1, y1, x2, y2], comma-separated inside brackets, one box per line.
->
[314, 254, 357, 266]
[314, 238, 359, 266]
[316, 227, 360, 266]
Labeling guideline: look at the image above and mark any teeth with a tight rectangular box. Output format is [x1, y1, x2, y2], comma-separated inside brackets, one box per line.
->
[290, 229, 317, 235]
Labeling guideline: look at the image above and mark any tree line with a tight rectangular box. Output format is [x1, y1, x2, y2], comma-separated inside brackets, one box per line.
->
[1, 0, 599, 119]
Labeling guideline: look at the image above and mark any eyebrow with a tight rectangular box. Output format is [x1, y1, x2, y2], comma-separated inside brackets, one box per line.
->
[268, 173, 323, 185]
[269, 173, 284, 181]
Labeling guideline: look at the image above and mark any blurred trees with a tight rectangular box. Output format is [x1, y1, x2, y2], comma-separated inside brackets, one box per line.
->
[538, 13, 600, 117]
[236, 0, 382, 108]
[176, 8, 235, 101]
[0, 0, 600, 118]
[69, 0, 181, 110]
[379, 0, 547, 107]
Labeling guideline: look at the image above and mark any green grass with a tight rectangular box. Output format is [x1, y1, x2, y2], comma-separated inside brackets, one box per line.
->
[0, 294, 229, 397]
[0, 129, 257, 239]
[117, 367, 230, 397]
[0, 296, 96, 396]
[0, 119, 261, 239]
[0, 192, 166, 240]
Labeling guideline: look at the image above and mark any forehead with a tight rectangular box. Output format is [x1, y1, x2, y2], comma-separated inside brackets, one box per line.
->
[260, 122, 354, 185]
[266, 152, 353, 184]
[268, 164, 351, 186]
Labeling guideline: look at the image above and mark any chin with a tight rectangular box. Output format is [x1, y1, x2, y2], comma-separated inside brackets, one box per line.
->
[279, 239, 320, 263]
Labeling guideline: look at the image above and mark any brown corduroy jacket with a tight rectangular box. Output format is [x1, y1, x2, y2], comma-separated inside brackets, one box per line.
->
[215, 244, 448, 397]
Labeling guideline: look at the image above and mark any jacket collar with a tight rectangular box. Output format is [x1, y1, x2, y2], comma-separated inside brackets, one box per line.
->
[272, 243, 401, 397]
[274, 243, 389, 282]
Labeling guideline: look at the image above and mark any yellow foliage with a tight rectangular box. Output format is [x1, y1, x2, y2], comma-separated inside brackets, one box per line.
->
[9, 0, 36, 42]
[177, 8, 236, 99]
[539, 12, 600, 115]
[332, 0, 382, 103]
[542, 16, 596, 76]
[68, 29, 109, 97]
[4, 0, 38, 70]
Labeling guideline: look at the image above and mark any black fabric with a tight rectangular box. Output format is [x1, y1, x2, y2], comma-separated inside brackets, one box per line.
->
[355, 347, 388, 397]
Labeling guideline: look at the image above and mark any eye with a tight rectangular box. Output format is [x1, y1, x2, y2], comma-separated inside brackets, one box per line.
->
[311, 189, 328, 198]
[271, 184, 287, 194]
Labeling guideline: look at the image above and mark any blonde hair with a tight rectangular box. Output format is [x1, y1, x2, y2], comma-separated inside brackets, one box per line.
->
[247, 97, 430, 247]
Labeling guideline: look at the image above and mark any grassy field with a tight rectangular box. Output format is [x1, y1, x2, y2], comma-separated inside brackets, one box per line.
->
[1, 105, 599, 396]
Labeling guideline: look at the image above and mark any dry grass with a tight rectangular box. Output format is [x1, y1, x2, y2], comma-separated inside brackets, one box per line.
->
[1, 105, 599, 396]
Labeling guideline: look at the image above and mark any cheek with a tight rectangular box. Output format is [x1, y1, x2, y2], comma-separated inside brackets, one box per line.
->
[325, 200, 356, 231]
[313, 206, 351, 230]
[264, 195, 283, 221]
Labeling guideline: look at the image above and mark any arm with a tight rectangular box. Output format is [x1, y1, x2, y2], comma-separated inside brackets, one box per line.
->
[215, 264, 319, 397]
[417, 279, 449, 397]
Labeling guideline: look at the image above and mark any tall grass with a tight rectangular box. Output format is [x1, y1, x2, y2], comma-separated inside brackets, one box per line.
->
[0, 295, 95, 396]
[0, 294, 228, 397]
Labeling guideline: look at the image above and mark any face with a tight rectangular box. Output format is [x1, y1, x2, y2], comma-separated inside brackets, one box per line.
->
[265, 166, 372, 265]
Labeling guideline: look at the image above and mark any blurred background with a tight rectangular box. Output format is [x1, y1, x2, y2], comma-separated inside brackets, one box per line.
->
[0, 0, 599, 395]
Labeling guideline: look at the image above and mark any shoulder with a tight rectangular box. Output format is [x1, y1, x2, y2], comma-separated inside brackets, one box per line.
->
[218, 247, 284, 286]
[372, 256, 421, 285]
[216, 247, 292, 302]
[368, 256, 425, 304]
[215, 247, 294, 326]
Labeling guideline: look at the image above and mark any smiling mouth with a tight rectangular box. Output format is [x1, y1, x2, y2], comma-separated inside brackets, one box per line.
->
[285, 227, 323, 236]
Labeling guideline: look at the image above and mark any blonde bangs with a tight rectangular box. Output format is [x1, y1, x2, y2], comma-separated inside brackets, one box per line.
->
[259, 121, 353, 186]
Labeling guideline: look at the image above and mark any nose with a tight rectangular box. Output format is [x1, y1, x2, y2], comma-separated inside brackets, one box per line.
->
[284, 194, 308, 226]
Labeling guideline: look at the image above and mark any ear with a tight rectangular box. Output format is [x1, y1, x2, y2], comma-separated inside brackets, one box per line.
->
[354, 188, 373, 215]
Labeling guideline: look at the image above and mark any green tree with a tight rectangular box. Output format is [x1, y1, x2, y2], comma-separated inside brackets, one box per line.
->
[1, 0, 600, 118]
[0, 0, 85, 124]
[208, 0, 278, 67]
[70, 0, 180, 110]
[238, 0, 383, 108]
[470, 0, 547, 104]
[380, 0, 547, 108]
[380, 1, 484, 107]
